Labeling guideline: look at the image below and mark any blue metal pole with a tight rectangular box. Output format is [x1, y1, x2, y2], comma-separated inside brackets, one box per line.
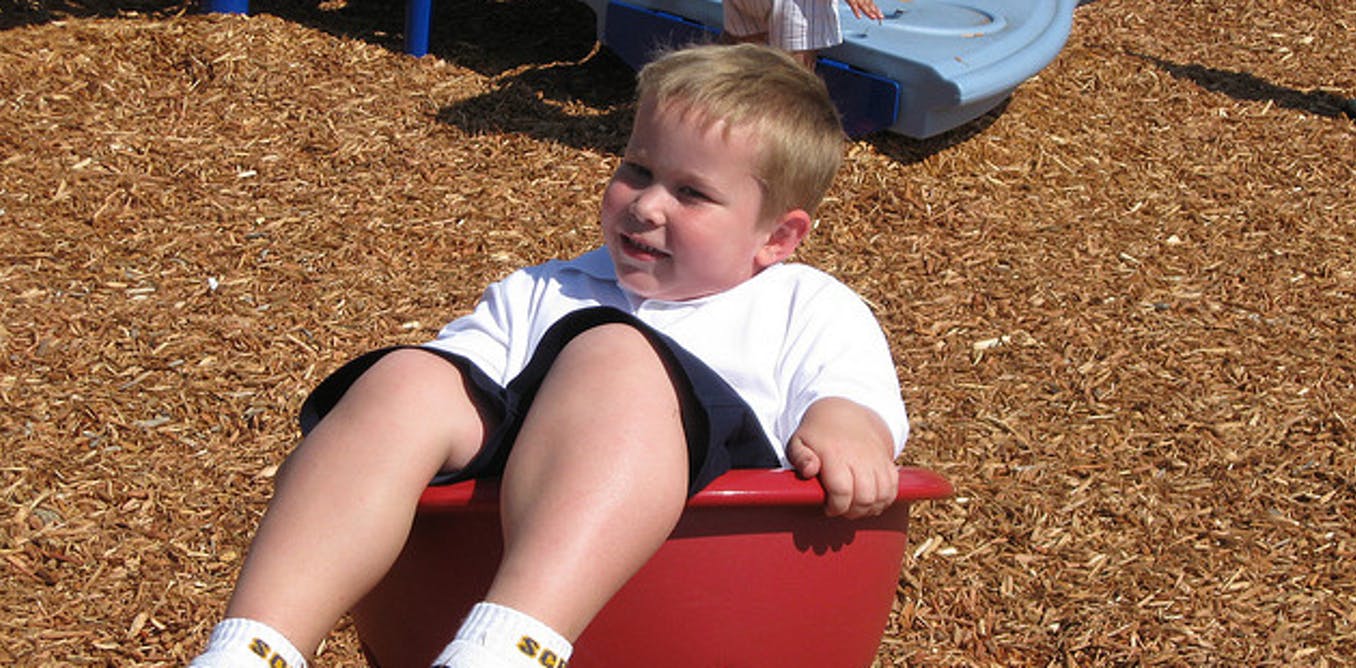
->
[405, 0, 433, 56]
[202, 0, 248, 14]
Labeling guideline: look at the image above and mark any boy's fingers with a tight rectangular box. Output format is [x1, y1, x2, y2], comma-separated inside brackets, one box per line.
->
[786, 438, 821, 478]
[844, 467, 880, 519]
[819, 464, 854, 517]
[842, 466, 895, 519]
[869, 466, 897, 516]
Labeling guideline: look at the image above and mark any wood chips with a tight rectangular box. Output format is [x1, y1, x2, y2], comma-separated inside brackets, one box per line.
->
[2, 0, 1353, 664]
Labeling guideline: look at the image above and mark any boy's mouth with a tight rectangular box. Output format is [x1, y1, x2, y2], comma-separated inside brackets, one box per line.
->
[621, 234, 670, 259]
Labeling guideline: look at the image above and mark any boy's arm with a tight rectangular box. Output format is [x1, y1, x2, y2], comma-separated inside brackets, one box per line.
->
[786, 396, 898, 519]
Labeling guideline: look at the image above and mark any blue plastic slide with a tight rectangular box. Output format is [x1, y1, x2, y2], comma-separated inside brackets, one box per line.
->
[566, 0, 1076, 137]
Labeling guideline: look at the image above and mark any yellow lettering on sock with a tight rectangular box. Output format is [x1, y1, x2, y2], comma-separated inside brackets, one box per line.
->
[248, 639, 271, 659]
[539, 649, 558, 667]
[245, 637, 290, 668]
[517, 635, 540, 658]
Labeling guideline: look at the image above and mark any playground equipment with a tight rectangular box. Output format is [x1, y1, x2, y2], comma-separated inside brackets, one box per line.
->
[352, 467, 953, 667]
[204, 0, 1076, 138]
[407, 0, 1078, 137]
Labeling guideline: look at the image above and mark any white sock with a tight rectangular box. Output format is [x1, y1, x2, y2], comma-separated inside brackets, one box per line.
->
[432, 602, 573, 668]
[188, 618, 308, 668]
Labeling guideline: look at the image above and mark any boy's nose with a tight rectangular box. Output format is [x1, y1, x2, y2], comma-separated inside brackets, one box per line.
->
[628, 187, 667, 226]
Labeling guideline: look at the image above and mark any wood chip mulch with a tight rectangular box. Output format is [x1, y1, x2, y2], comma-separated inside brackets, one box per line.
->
[2, 0, 1352, 665]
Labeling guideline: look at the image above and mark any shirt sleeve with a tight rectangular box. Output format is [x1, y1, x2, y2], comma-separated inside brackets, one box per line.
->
[779, 281, 910, 457]
[424, 274, 520, 385]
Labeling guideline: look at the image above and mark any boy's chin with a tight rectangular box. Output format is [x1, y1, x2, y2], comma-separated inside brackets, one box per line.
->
[612, 260, 727, 302]
[618, 277, 666, 300]
[616, 274, 685, 302]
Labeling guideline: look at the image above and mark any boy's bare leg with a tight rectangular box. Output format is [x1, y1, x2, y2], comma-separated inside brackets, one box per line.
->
[487, 323, 689, 641]
[222, 349, 492, 657]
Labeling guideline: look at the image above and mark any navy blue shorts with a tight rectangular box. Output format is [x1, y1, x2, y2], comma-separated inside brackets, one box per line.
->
[298, 306, 780, 496]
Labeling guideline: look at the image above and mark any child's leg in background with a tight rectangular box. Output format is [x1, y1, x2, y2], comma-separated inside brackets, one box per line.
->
[490, 322, 688, 640]
[722, 0, 841, 69]
[220, 348, 494, 658]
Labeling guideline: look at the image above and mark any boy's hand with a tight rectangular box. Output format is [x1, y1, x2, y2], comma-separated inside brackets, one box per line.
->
[786, 397, 897, 518]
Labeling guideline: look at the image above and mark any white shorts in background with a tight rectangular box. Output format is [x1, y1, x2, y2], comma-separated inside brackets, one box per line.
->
[723, 0, 843, 52]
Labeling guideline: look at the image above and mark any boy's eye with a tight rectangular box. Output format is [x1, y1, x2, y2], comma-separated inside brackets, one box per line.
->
[678, 186, 711, 202]
[618, 162, 651, 182]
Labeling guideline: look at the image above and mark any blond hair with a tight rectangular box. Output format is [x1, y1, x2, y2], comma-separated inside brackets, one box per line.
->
[635, 43, 844, 222]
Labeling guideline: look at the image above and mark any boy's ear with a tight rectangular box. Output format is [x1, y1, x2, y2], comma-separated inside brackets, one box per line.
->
[755, 209, 813, 268]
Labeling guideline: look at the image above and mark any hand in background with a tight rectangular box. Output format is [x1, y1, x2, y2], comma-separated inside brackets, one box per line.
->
[843, 0, 886, 22]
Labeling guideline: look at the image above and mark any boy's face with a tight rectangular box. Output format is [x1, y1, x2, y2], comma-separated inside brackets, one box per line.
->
[601, 98, 802, 302]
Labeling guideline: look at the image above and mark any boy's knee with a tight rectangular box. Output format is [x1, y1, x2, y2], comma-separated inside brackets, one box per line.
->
[561, 322, 658, 360]
[365, 347, 452, 379]
[344, 348, 477, 413]
[316, 347, 492, 468]
[549, 323, 679, 397]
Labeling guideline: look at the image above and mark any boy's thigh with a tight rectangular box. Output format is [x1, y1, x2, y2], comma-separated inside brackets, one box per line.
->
[301, 308, 783, 494]
[493, 308, 780, 494]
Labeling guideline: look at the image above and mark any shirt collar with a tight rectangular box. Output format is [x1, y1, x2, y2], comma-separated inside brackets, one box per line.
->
[571, 247, 617, 281]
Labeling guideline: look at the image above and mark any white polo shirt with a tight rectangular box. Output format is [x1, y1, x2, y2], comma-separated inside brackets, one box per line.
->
[426, 248, 908, 466]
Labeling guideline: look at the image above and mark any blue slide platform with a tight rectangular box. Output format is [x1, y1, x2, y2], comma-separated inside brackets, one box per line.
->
[566, 0, 1077, 137]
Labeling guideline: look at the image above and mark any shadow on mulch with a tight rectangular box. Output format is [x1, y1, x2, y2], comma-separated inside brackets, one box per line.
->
[263, 0, 643, 153]
[1133, 52, 1356, 119]
[0, 0, 188, 27]
[2, 0, 614, 78]
[865, 98, 1010, 165]
[434, 54, 636, 154]
[243, 0, 615, 79]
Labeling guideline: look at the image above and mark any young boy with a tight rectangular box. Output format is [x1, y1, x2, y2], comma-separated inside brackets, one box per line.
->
[723, 0, 886, 69]
[190, 43, 908, 668]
